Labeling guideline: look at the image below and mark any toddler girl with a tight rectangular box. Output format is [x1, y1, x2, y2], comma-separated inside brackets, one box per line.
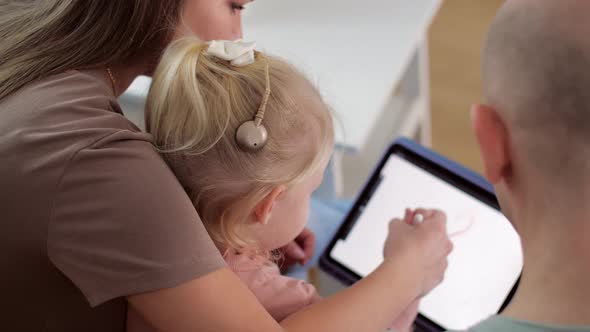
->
[147, 37, 331, 322]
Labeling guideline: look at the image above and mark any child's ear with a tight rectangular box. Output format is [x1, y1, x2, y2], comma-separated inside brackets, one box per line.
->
[253, 186, 286, 225]
[471, 104, 511, 184]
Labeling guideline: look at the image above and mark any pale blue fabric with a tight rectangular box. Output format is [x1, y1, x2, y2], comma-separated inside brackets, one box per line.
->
[286, 198, 351, 280]
[458, 316, 590, 332]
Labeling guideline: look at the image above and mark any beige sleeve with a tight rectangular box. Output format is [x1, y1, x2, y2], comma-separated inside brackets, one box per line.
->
[48, 131, 225, 307]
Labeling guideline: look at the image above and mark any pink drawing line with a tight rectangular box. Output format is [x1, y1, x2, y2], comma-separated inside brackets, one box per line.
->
[449, 216, 475, 238]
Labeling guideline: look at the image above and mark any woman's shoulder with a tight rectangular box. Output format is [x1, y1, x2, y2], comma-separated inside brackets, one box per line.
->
[0, 69, 148, 150]
[0, 69, 158, 205]
[1, 69, 138, 131]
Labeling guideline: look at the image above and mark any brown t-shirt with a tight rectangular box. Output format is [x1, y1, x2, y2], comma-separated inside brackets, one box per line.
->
[0, 69, 225, 331]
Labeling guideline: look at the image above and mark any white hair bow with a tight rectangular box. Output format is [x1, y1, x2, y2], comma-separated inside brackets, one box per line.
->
[206, 40, 257, 67]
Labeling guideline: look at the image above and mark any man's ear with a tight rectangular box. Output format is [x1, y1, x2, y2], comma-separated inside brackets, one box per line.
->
[471, 104, 511, 184]
[253, 186, 286, 225]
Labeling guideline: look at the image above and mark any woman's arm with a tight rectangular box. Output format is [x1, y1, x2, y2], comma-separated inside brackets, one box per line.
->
[128, 210, 451, 332]
[128, 268, 283, 332]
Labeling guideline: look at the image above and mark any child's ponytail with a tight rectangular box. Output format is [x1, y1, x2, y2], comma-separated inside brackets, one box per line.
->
[146, 37, 232, 155]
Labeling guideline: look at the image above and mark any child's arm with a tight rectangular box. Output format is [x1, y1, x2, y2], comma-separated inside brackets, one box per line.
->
[389, 299, 420, 332]
[280, 210, 450, 332]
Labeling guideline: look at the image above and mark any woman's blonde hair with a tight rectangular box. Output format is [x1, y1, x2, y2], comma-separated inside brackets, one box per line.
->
[146, 38, 334, 251]
[0, 0, 184, 101]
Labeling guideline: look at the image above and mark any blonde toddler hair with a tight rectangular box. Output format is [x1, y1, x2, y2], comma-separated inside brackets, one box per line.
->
[146, 38, 334, 251]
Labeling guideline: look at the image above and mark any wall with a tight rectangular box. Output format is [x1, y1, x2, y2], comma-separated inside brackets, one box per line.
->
[429, 0, 504, 174]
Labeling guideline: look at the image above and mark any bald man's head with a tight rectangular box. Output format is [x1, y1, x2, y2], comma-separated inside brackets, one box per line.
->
[483, 0, 590, 176]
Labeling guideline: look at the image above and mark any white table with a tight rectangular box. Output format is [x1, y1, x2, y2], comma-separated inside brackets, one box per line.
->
[119, 0, 442, 195]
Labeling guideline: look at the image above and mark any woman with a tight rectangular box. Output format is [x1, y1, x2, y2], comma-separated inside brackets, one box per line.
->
[0, 1, 452, 331]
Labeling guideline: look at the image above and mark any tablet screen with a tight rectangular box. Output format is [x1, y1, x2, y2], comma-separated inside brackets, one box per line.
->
[329, 153, 523, 330]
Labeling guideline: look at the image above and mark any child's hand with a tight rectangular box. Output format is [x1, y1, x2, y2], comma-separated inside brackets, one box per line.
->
[383, 208, 453, 297]
[281, 228, 316, 271]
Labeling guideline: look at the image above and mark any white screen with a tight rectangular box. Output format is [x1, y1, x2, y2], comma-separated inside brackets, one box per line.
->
[331, 154, 523, 330]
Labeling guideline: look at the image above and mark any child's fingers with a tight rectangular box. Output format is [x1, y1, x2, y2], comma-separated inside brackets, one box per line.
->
[295, 228, 315, 265]
[403, 208, 415, 225]
[299, 228, 315, 259]
[284, 241, 305, 261]
[414, 208, 435, 219]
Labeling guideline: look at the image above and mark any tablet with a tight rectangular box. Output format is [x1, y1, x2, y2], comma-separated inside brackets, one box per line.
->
[319, 138, 523, 331]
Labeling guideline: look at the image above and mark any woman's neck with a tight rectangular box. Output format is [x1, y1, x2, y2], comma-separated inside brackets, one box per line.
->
[103, 63, 148, 96]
